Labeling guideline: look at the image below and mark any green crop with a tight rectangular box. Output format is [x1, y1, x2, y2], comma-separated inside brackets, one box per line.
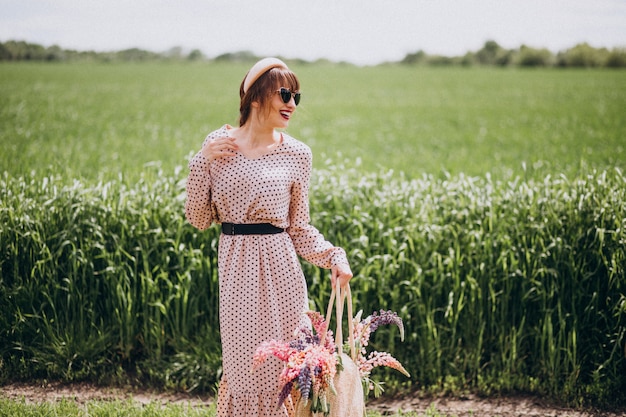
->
[1, 63, 624, 182]
[1, 165, 624, 407]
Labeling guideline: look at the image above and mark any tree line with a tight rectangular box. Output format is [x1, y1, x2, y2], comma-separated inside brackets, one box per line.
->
[0, 41, 206, 63]
[1, 39, 625, 68]
[401, 40, 626, 68]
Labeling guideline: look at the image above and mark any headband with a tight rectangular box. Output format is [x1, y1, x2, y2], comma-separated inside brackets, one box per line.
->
[243, 57, 289, 93]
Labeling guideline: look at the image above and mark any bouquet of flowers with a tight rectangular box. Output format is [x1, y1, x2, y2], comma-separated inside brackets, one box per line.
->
[253, 308, 409, 415]
[253, 311, 339, 414]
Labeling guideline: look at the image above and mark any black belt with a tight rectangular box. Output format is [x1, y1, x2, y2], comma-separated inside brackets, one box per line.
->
[221, 222, 285, 235]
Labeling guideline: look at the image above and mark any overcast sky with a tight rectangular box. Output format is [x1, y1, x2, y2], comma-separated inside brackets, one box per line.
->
[1, 0, 625, 65]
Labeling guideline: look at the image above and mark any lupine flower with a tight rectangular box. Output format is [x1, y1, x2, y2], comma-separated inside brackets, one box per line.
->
[349, 309, 410, 398]
[305, 310, 326, 335]
[352, 318, 372, 348]
[252, 339, 292, 371]
[365, 351, 410, 377]
[368, 310, 405, 339]
[277, 380, 294, 406]
[298, 365, 312, 400]
[305, 310, 335, 351]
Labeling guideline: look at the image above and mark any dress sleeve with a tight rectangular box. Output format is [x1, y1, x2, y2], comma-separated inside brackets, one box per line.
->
[287, 148, 349, 268]
[185, 135, 217, 231]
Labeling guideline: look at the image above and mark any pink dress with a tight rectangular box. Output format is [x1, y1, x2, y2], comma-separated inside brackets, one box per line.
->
[185, 125, 348, 417]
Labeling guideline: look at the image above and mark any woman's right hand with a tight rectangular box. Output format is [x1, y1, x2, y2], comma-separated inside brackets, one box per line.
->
[201, 136, 238, 161]
[331, 262, 353, 289]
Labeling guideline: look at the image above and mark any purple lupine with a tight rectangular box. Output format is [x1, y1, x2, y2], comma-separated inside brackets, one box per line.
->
[293, 325, 322, 347]
[277, 380, 294, 407]
[297, 326, 314, 342]
[289, 339, 306, 351]
[298, 365, 312, 400]
[368, 310, 404, 339]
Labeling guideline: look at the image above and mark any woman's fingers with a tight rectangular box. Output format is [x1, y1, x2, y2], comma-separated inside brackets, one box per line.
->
[202, 137, 238, 160]
[331, 263, 353, 288]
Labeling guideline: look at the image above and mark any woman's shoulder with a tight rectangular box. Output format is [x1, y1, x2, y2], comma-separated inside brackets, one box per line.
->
[201, 124, 233, 146]
[282, 133, 311, 156]
[211, 124, 234, 138]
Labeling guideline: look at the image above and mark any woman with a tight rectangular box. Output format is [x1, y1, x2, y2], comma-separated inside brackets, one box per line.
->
[185, 57, 353, 417]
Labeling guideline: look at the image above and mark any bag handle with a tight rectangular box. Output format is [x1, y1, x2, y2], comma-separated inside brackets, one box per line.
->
[322, 281, 357, 361]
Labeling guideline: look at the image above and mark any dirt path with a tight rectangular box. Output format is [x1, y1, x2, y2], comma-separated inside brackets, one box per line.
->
[0, 382, 621, 417]
[366, 393, 621, 417]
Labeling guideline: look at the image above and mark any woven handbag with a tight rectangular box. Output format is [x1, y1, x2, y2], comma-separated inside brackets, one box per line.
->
[295, 281, 366, 417]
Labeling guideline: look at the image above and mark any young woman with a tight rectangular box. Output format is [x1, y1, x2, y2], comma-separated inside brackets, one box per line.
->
[185, 57, 353, 417]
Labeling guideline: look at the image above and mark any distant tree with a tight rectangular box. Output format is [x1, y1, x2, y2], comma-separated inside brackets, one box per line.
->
[0, 43, 10, 60]
[426, 54, 457, 66]
[460, 52, 476, 66]
[312, 58, 334, 65]
[475, 40, 500, 65]
[516, 45, 554, 67]
[557, 43, 608, 67]
[188, 49, 204, 61]
[401, 50, 426, 65]
[214, 50, 257, 62]
[495, 49, 514, 66]
[475, 40, 515, 66]
[605, 48, 626, 68]
[24, 42, 45, 60]
[1, 40, 45, 60]
[115, 48, 159, 61]
[45, 45, 65, 61]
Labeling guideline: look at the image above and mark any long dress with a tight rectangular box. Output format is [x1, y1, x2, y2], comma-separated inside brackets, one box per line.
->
[185, 125, 348, 417]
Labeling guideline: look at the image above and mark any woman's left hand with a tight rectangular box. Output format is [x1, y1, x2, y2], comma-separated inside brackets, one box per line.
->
[331, 263, 353, 289]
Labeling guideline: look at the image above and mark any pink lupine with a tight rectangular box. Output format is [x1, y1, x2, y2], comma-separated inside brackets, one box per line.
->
[305, 310, 326, 335]
[365, 351, 410, 377]
[252, 339, 292, 370]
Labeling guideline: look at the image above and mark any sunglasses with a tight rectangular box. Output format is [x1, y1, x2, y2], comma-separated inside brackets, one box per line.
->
[276, 87, 301, 105]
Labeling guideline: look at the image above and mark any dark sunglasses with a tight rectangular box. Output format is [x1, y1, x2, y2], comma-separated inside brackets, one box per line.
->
[276, 87, 301, 105]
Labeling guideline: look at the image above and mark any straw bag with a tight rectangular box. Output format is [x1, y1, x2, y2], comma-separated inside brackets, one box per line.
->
[295, 282, 365, 417]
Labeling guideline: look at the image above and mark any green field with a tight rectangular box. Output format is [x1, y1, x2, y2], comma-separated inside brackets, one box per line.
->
[1, 62, 624, 181]
[1, 63, 625, 412]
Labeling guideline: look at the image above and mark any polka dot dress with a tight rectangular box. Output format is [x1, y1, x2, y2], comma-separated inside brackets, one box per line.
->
[185, 125, 348, 417]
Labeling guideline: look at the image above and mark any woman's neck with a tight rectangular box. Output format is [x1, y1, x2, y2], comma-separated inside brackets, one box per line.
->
[227, 122, 282, 160]
[236, 123, 279, 148]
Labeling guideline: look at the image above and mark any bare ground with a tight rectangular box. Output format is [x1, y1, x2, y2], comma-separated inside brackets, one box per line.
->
[0, 382, 622, 417]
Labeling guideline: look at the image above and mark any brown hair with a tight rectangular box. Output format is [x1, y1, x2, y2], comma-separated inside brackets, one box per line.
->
[238, 67, 300, 127]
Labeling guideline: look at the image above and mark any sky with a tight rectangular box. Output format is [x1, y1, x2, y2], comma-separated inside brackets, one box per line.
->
[1, 0, 625, 65]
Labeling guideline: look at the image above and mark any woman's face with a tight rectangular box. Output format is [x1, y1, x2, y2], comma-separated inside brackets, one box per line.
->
[261, 85, 298, 129]
[241, 67, 300, 128]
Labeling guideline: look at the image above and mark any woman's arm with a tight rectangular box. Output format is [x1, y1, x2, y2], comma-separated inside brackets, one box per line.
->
[185, 128, 238, 230]
[185, 151, 215, 230]
[287, 148, 351, 281]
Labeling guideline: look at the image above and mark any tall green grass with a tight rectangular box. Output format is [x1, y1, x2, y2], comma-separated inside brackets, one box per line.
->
[1, 165, 624, 407]
[0, 168, 222, 391]
[306, 165, 625, 406]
